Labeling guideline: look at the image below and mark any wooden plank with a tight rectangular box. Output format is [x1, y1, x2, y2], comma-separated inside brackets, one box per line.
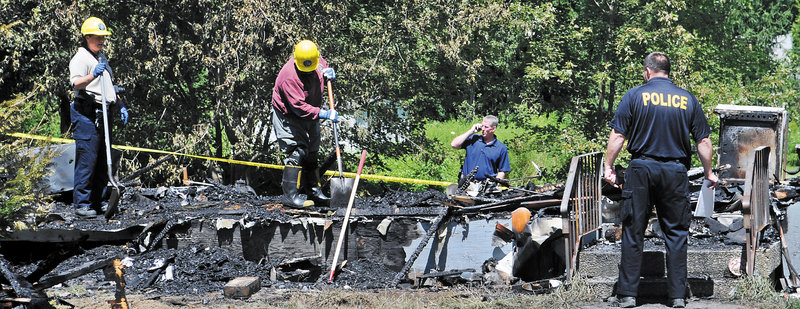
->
[335, 207, 444, 217]
[0, 254, 31, 298]
[34, 257, 117, 290]
[1, 226, 142, 242]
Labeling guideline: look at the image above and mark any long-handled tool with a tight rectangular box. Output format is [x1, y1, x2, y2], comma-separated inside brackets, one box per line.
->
[99, 61, 123, 219]
[326, 80, 353, 207]
[328, 150, 367, 282]
[770, 202, 799, 288]
[777, 222, 800, 287]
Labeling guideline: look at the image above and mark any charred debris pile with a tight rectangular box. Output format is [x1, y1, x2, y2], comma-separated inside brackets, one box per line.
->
[0, 168, 793, 305]
[0, 178, 564, 301]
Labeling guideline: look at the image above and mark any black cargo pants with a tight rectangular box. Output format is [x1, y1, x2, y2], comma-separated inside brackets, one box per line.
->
[617, 157, 690, 299]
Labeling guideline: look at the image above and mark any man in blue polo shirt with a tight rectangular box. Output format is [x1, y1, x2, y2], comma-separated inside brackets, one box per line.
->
[450, 115, 511, 182]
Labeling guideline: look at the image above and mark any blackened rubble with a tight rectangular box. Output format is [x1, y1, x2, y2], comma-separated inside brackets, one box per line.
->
[0, 182, 477, 299]
[0, 167, 797, 304]
[41, 184, 292, 230]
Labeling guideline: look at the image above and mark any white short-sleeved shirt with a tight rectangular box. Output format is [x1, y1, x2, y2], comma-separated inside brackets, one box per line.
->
[69, 47, 116, 104]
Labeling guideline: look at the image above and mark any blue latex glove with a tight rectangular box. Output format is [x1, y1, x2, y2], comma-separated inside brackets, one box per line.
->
[120, 106, 129, 125]
[322, 68, 336, 81]
[93, 62, 107, 77]
[319, 109, 338, 122]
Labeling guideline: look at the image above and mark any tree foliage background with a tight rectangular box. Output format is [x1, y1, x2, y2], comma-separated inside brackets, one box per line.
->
[1, 0, 798, 194]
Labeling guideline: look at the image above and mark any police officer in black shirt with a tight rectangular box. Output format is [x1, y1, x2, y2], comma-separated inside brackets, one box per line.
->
[603, 52, 718, 308]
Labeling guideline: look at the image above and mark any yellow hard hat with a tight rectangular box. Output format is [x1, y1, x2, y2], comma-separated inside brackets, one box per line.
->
[511, 207, 531, 234]
[294, 40, 319, 72]
[81, 17, 112, 36]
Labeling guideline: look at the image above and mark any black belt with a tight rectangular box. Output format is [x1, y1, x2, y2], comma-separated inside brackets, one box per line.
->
[633, 154, 686, 164]
[73, 98, 98, 119]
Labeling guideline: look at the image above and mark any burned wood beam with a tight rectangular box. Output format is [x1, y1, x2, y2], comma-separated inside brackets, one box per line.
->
[25, 245, 84, 283]
[2, 226, 140, 242]
[518, 199, 563, 209]
[0, 254, 32, 298]
[34, 257, 117, 290]
[390, 206, 449, 288]
[420, 269, 469, 279]
[334, 206, 444, 217]
[136, 218, 167, 249]
[0, 297, 31, 304]
[407, 191, 437, 207]
[454, 195, 546, 215]
[487, 176, 542, 195]
[120, 154, 174, 183]
[688, 164, 731, 180]
[453, 198, 561, 214]
[145, 220, 177, 252]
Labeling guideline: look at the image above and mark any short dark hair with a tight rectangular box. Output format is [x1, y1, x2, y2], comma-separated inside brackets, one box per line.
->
[644, 52, 670, 75]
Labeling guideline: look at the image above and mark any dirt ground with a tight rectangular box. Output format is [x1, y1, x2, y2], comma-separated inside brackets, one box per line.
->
[47, 287, 762, 309]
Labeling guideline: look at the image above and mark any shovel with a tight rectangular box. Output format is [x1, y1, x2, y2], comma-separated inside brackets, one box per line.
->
[329, 150, 368, 281]
[99, 59, 123, 219]
[326, 80, 353, 207]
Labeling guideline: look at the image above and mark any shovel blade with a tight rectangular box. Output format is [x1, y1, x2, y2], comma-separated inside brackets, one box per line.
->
[330, 177, 354, 208]
[104, 186, 121, 219]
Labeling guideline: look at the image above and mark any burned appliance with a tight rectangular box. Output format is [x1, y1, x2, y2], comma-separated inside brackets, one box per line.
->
[714, 104, 788, 182]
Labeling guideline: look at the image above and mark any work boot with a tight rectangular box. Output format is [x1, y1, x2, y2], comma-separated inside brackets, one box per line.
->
[281, 166, 314, 208]
[76, 207, 97, 218]
[303, 167, 330, 206]
[609, 295, 636, 308]
[671, 298, 685, 308]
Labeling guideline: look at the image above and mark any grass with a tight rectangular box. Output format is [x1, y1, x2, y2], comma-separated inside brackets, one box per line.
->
[730, 275, 800, 309]
[785, 120, 800, 176]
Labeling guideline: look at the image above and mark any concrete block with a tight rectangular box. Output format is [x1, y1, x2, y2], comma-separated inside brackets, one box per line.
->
[579, 241, 780, 279]
[223, 276, 260, 299]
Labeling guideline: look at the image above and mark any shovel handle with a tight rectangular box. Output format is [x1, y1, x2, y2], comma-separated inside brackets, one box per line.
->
[327, 80, 335, 110]
[326, 80, 344, 177]
[329, 150, 368, 282]
[356, 150, 367, 174]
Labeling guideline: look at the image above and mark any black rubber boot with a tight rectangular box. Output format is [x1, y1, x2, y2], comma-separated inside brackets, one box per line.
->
[303, 167, 330, 205]
[281, 166, 313, 208]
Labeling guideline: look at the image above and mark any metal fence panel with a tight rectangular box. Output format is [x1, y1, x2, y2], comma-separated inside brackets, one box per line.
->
[742, 146, 771, 275]
[560, 152, 603, 277]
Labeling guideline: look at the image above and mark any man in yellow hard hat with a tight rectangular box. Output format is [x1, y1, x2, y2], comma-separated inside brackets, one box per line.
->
[271, 40, 337, 208]
[69, 17, 129, 217]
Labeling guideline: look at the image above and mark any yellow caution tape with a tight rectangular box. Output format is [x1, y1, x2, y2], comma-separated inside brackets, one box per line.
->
[9, 132, 455, 187]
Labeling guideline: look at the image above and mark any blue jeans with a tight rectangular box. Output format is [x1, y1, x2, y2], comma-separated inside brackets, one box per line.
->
[71, 102, 109, 210]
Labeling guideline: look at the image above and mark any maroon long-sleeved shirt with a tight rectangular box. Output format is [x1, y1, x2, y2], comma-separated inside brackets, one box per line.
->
[271, 56, 329, 120]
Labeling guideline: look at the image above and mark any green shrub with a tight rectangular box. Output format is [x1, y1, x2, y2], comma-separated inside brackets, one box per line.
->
[0, 94, 53, 222]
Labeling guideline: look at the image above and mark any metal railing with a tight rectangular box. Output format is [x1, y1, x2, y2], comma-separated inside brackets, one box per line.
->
[560, 152, 603, 278]
[742, 146, 772, 275]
